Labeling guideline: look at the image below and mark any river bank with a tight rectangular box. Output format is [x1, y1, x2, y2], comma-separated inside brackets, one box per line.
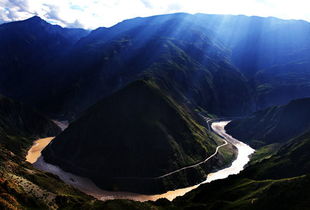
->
[26, 121, 254, 201]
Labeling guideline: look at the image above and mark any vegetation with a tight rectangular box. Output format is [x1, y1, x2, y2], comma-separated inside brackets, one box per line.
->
[96, 128, 310, 209]
[0, 94, 104, 209]
[0, 13, 310, 209]
[42, 80, 236, 194]
[226, 98, 310, 148]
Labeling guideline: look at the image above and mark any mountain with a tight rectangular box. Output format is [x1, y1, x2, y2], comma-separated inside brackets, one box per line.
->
[1, 14, 310, 119]
[0, 94, 107, 209]
[0, 16, 89, 106]
[225, 97, 310, 148]
[244, 131, 310, 180]
[195, 14, 310, 77]
[0, 14, 310, 209]
[187, 14, 310, 109]
[0, 94, 61, 155]
[96, 113, 310, 210]
[34, 13, 254, 119]
[42, 80, 236, 193]
[255, 61, 310, 109]
[165, 127, 310, 210]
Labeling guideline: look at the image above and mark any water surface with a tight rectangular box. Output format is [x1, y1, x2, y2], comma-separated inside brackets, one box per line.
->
[28, 121, 254, 201]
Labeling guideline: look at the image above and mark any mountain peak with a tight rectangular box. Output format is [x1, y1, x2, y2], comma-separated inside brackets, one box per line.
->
[41, 79, 227, 193]
[24, 16, 47, 24]
[28, 15, 43, 20]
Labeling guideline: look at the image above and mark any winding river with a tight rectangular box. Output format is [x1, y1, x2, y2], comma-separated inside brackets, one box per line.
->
[26, 121, 254, 201]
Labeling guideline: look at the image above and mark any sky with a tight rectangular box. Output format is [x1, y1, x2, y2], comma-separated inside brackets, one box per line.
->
[1, 0, 310, 29]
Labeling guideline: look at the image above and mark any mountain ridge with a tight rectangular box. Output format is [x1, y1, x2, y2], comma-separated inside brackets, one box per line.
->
[1, 13, 310, 119]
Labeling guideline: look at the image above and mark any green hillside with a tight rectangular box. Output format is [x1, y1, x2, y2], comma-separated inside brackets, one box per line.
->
[225, 98, 310, 148]
[42, 80, 236, 194]
[96, 129, 310, 210]
[0, 95, 103, 209]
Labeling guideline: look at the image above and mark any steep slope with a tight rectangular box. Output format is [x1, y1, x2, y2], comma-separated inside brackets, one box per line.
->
[0, 94, 61, 155]
[0, 16, 88, 106]
[99, 128, 310, 210]
[190, 14, 310, 109]
[1, 14, 310, 118]
[255, 60, 310, 109]
[42, 80, 236, 193]
[225, 98, 310, 148]
[168, 128, 310, 210]
[0, 95, 107, 209]
[38, 14, 254, 118]
[244, 131, 310, 180]
[30, 14, 310, 118]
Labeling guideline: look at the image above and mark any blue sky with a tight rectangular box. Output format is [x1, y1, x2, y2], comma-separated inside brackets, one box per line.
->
[1, 0, 310, 29]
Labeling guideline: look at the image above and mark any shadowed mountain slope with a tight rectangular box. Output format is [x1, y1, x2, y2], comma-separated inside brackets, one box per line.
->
[0, 16, 88, 104]
[0, 94, 107, 209]
[42, 80, 236, 193]
[97, 118, 310, 210]
[1, 14, 310, 118]
[0, 94, 61, 155]
[225, 97, 310, 148]
[37, 14, 254, 119]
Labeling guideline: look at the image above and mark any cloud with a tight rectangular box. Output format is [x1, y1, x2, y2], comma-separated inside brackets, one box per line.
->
[66, 19, 84, 28]
[166, 3, 182, 13]
[0, 0, 33, 21]
[140, 0, 153, 9]
[0, 0, 85, 27]
[43, 4, 61, 20]
[0, 0, 309, 29]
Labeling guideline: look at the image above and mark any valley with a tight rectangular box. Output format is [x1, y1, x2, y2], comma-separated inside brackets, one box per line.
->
[26, 121, 254, 201]
[0, 12, 309, 210]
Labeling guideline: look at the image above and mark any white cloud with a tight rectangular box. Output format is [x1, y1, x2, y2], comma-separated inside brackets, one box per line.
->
[0, 0, 309, 29]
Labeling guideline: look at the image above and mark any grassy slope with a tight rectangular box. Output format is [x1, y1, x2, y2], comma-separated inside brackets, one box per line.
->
[0, 95, 61, 156]
[1, 93, 308, 209]
[170, 130, 310, 210]
[225, 97, 310, 148]
[0, 95, 104, 209]
[99, 130, 310, 210]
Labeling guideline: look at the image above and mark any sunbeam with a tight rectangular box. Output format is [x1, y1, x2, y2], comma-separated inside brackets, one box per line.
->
[1, 0, 310, 29]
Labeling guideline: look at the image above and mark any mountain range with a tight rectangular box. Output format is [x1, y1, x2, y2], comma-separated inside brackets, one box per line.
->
[1, 13, 309, 120]
[0, 13, 309, 209]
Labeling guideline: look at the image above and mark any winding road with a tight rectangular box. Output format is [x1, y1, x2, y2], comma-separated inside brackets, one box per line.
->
[114, 118, 229, 179]
[27, 120, 254, 202]
[157, 138, 228, 178]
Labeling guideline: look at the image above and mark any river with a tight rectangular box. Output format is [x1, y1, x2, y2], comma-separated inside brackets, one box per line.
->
[26, 121, 254, 201]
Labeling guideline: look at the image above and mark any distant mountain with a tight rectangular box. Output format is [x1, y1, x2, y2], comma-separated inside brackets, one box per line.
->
[255, 61, 310, 109]
[195, 14, 310, 77]
[0, 16, 89, 104]
[183, 14, 310, 110]
[225, 97, 310, 148]
[34, 13, 254, 119]
[1, 14, 310, 118]
[0, 13, 310, 209]
[42, 80, 236, 193]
